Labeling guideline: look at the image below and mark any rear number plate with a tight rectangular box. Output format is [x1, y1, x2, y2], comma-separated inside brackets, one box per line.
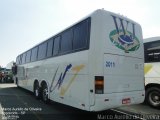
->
[122, 98, 131, 104]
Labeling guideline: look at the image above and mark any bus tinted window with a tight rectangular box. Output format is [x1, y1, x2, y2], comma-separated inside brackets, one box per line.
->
[61, 29, 73, 54]
[26, 50, 31, 63]
[144, 41, 160, 63]
[47, 38, 54, 57]
[53, 36, 60, 56]
[19, 55, 22, 64]
[31, 47, 38, 62]
[16, 57, 18, 64]
[21, 53, 26, 64]
[17, 18, 90, 64]
[16, 56, 21, 65]
[73, 19, 89, 50]
[38, 42, 47, 60]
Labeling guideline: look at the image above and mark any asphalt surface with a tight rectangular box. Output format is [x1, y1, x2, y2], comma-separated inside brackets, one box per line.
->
[116, 102, 160, 120]
[0, 84, 142, 120]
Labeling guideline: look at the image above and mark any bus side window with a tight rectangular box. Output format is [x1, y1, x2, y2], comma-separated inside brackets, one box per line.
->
[145, 41, 160, 63]
[21, 53, 26, 64]
[26, 50, 31, 63]
[53, 36, 60, 56]
[38, 42, 47, 60]
[47, 38, 54, 58]
[73, 19, 89, 50]
[60, 29, 73, 54]
[31, 47, 38, 62]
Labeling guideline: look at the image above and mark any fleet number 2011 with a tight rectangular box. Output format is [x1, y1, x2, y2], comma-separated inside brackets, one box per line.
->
[106, 61, 115, 68]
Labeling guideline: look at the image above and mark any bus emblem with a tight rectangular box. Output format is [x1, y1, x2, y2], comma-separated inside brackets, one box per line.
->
[109, 15, 140, 53]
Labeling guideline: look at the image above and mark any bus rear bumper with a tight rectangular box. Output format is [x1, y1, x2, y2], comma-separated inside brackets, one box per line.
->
[90, 90, 145, 111]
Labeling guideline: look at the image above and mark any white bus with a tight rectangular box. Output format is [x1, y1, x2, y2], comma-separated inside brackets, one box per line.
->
[144, 37, 160, 108]
[14, 9, 145, 111]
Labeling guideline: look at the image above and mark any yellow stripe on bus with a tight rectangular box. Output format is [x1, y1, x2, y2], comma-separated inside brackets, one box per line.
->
[60, 64, 85, 96]
[144, 64, 152, 74]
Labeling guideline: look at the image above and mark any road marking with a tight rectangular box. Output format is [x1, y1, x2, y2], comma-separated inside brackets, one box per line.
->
[111, 109, 146, 120]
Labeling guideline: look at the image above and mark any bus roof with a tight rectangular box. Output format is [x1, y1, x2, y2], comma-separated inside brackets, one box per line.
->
[143, 36, 160, 43]
[17, 9, 140, 57]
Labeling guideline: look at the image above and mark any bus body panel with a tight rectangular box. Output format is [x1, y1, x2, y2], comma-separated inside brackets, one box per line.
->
[17, 51, 91, 111]
[144, 38, 160, 86]
[90, 90, 144, 111]
[104, 54, 144, 93]
[145, 63, 160, 78]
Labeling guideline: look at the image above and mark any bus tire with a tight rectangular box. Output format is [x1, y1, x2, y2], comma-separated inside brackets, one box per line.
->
[42, 83, 49, 103]
[146, 87, 160, 108]
[34, 82, 40, 99]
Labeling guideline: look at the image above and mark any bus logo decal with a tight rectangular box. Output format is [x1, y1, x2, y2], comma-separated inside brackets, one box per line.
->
[50, 64, 85, 96]
[60, 64, 85, 96]
[50, 64, 72, 92]
[109, 15, 140, 53]
[50, 67, 59, 92]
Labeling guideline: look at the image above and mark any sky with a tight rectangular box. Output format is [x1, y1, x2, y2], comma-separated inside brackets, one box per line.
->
[1, 0, 160, 67]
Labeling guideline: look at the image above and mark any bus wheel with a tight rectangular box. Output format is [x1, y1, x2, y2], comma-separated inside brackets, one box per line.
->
[146, 87, 160, 108]
[42, 84, 49, 103]
[34, 82, 40, 99]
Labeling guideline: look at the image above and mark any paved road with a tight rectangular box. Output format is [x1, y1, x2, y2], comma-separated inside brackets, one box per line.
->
[116, 102, 160, 120]
[0, 84, 142, 120]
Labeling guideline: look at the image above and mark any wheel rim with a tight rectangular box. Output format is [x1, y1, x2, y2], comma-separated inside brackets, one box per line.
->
[35, 89, 39, 97]
[34, 85, 39, 97]
[43, 87, 48, 101]
[149, 91, 160, 106]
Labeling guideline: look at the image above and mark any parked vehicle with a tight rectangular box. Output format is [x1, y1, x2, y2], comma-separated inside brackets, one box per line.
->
[14, 9, 145, 111]
[144, 37, 160, 108]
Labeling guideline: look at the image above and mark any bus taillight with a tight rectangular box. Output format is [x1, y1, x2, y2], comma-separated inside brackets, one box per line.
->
[95, 76, 104, 94]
